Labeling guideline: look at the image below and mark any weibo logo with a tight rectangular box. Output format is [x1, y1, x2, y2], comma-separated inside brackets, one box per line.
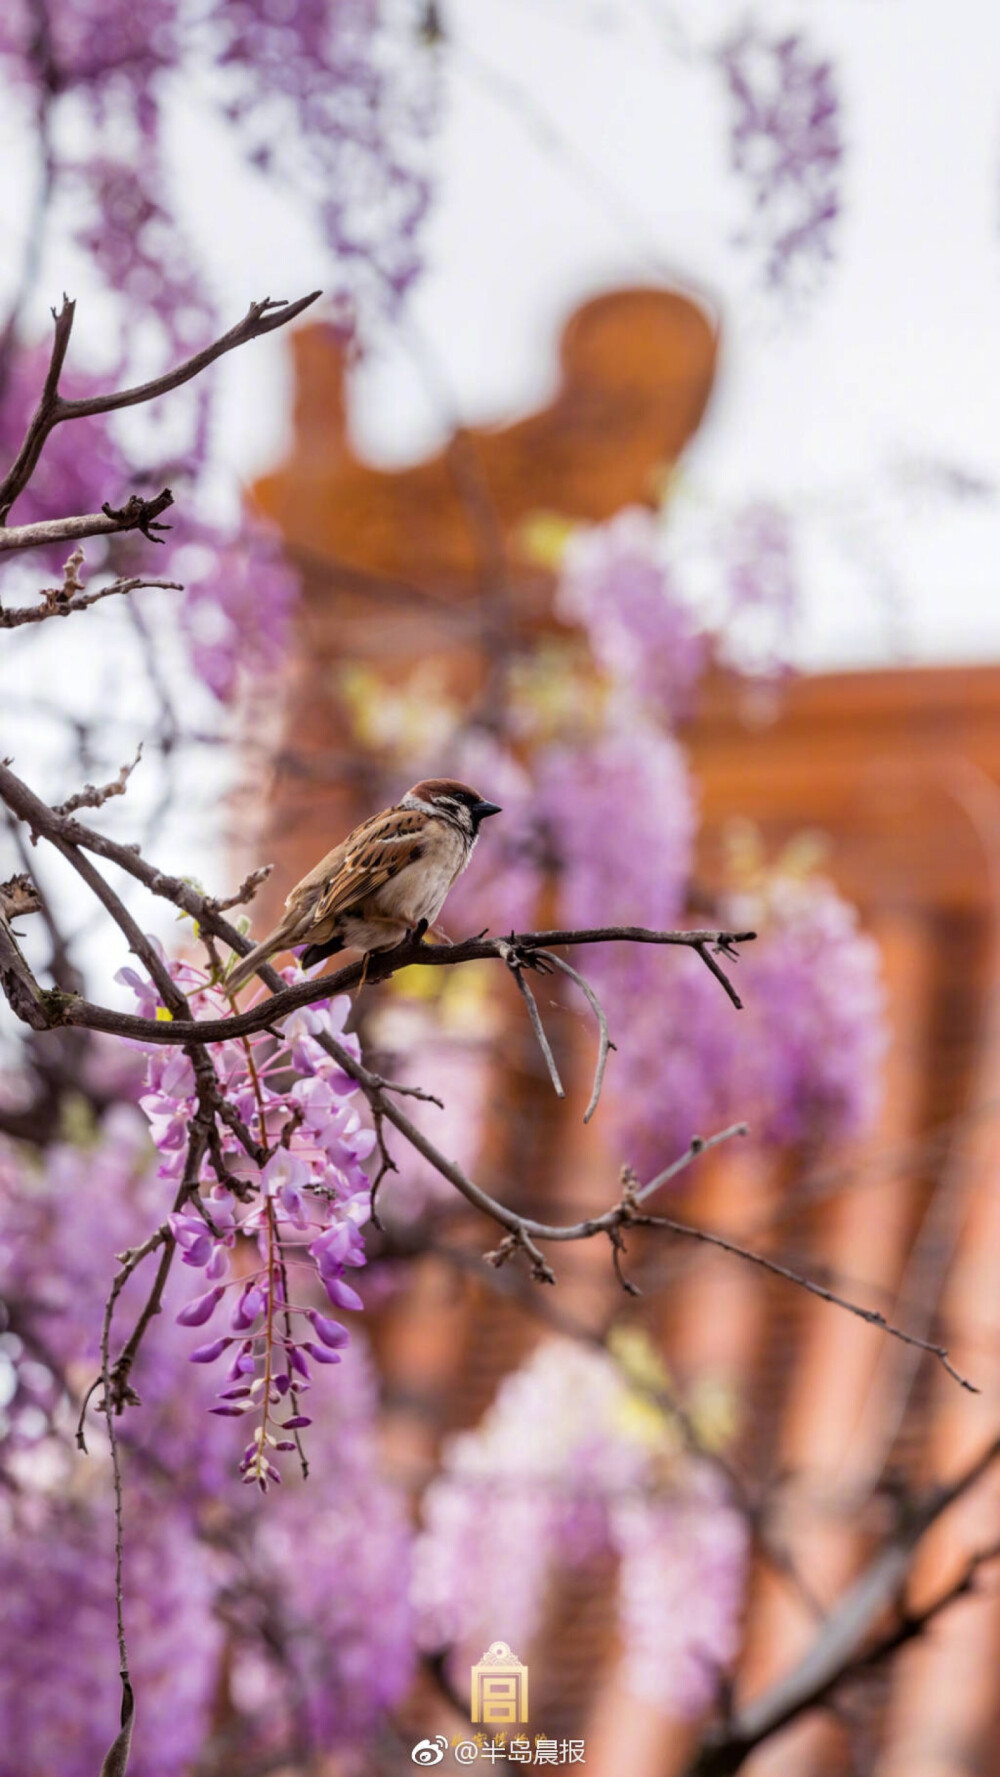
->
[410, 1736, 448, 1765]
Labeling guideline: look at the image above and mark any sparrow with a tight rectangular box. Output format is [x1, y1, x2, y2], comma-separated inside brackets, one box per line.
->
[227, 778, 502, 992]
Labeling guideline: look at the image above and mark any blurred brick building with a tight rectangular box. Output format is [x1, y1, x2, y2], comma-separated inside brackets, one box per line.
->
[251, 292, 1000, 1777]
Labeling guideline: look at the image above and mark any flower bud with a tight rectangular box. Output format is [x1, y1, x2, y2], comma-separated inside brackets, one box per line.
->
[175, 1285, 224, 1327]
[189, 1335, 233, 1364]
[307, 1310, 350, 1349]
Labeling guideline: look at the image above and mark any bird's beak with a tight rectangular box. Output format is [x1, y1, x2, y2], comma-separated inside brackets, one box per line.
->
[473, 800, 502, 820]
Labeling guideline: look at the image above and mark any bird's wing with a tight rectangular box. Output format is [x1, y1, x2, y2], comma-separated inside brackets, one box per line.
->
[301, 806, 429, 927]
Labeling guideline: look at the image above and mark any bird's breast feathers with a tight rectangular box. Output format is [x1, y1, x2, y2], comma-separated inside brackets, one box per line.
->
[372, 818, 471, 924]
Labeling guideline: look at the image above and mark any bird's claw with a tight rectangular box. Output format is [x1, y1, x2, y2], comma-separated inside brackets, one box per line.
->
[499, 934, 552, 975]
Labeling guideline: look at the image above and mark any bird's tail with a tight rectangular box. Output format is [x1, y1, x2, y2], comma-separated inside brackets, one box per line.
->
[227, 921, 298, 994]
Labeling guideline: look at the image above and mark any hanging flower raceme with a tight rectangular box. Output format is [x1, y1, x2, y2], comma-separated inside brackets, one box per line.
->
[412, 1338, 748, 1718]
[538, 722, 695, 980]
[601, 864, 886, 1179]
[739, 871, 886, 1147]
[556, 506, 707, 724]
[601, 958, 745, 1179]
[715, 24, 843, 293]
[121, 948, 375, 1487]
[0, 1110, 415, 1771]
[0, 0, 439, 331]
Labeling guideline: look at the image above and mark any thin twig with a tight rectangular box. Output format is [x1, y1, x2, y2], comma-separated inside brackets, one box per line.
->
[368, 1074, 445, 1108]
[8, 923, 757, 1048]
[2, 754, 968, 1390]
[75, 1225, 170, 1451]
[635, 1128, 749, 1203]
[368, 1108, 399, 1232]
[629, 1205, 977, 1393]
[53, 745, 142, 816]
[537, 947, 615, 1121]
[510, 962, 565, 1098]
[207, 865, 274, 913]
[694, 936, 745, 1010]
[97, 1239, 138, 1777]
[0, 573, 182, 627]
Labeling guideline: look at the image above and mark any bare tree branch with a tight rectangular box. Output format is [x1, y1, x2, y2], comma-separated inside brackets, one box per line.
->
[53, 747, 143, 816]
[628, 1199, 978, 1393]
[0, 489, 175, 555]
[690, 1430, 1000, 1775]
[508, 955, 565, 1099]
[0, 570, 181, 628]
[537, 947, 615, 1122]
[0, 910, 51, 1029]
[0, 763, 760, 1045]
[205, 864, 274, 913]
[1, 749, 972, 1400]
[0, 292, 322, 524]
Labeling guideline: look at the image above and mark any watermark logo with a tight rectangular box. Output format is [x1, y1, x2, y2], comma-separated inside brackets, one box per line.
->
[470, 1639, 529, 1725]
[410, 1734, 586, 1764]
[409, 1639, 586, 1762]
[411, 1736, 448, 1766]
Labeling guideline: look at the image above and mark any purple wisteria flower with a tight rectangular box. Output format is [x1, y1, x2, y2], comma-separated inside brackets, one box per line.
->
[556, 507, 707, 723]
[718, 501, 801, 678]
[0, 1113, 415, 1769]
[538, 724, 695, 943]
[604, 957, 744, 1179]
[206, 0, 440, 313]
[740, 874, 886, 1147]
[0, 0, 438, 329]
[0, 0, 441, 713]
[412, 1339, 748, 1716]
[0, 1491, 221, 1777]
[613, 1466, 748, 1715]
[173, 524, 301, 702]
[716, 25, 843, 292]
[121, 954, 376, 1487]
[0, 354, 299, 703]
[601, 871, 885, 1176]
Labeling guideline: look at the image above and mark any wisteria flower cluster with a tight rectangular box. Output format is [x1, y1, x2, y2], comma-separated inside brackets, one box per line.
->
[0, 0, 440, 709]
[0, 1110, 414, 1775]
[538, 724, 695, 941]
[122, 947, 375, 1487]
[556, 506, 707, 724]
[718, 500, 800, 679]
[0, 0, 438, 341]
[553, 495, 805, 706]
[594, 866, 885, 1177]
[736, 871, 887, 1147]
[336, 566, 881, 1183]
[715, 24, 843, 292]
[413, 1338, 748, 1717]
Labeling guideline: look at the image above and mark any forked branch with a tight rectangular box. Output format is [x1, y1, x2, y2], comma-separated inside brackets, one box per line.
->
[0, 291, 322, 525]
